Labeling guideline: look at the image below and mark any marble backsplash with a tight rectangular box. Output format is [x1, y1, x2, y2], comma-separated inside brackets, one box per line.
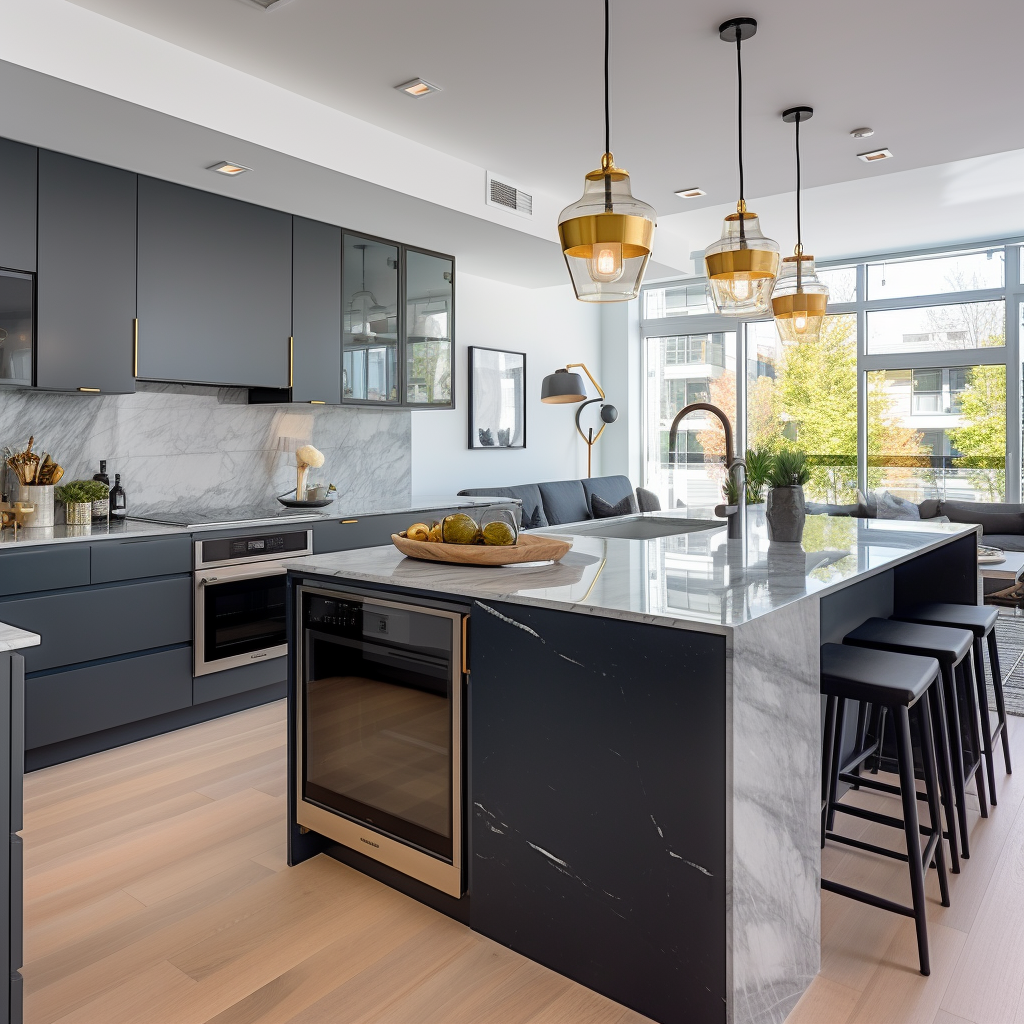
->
[0, 383, 411, 513]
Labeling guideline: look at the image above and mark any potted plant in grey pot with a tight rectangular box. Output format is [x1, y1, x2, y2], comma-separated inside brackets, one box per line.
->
[766, 450, 810, 543]
[744, 446, 773, 507]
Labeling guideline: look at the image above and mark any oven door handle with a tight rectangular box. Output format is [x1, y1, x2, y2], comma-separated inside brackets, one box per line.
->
[197, 565, 290, 586]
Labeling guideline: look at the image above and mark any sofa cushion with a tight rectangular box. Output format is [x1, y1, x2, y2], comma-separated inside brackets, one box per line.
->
[519, 503, 548, 530]
[940, 501, 1024, 535]
[917, 498, 942, 519]
[806, 501, 859, 517]
[636, 487, 662, 513]
[592, 493, 637, 519]
[582, 475, 634, 512]
[538, 479, 591, 525]
[983, 534, 1024, 552]
[876, 491, 922, 520]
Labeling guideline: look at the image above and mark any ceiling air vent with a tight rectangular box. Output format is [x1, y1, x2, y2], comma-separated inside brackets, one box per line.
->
[486, 172, 533, 219]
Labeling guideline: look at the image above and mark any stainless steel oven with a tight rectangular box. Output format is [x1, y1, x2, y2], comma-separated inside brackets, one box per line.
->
[296, 584, 465, 897]
[194, 529, 312, 677]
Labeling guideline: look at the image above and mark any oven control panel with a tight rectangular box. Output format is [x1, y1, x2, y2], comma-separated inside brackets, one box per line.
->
[196, 529, 313, 569]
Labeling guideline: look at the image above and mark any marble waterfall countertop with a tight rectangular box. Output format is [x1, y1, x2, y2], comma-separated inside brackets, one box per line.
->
[0, 622, 40, 650]
[286, 508, 981, 634]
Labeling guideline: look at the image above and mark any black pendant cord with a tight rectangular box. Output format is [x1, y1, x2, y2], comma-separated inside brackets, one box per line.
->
[603, 0, 612, 213]
[736, 34, 746, 243]
[795, 113, 803, 288]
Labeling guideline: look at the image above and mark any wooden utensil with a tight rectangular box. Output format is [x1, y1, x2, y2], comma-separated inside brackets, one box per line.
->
[391, 532, 572, 566]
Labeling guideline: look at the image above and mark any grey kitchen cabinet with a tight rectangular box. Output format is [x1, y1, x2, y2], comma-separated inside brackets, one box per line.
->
[0, 139, 37, 273]
[291, 217, 342, 405]
[0, 651, 24, 1024]
[36, 150, 137, 394]
[0, 546, 90, 599]
[136, 177, 292, 388]
[90, 534, 192, 584]
[0, 576, 191, 674]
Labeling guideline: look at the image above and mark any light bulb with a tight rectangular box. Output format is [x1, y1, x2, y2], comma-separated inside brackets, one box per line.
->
[732, 277, 751, 302]
[588, 242, 624, 284]
[794, 313, 807, 333]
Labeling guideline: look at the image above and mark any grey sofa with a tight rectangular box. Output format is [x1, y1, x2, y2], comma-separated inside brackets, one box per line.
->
[807, 497, 1024, 551]
[458, 475, 647, 527]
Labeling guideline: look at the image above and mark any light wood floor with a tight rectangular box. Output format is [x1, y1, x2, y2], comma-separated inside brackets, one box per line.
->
[21, 701, 1024, 1024]
[21, 700, 652, 1024]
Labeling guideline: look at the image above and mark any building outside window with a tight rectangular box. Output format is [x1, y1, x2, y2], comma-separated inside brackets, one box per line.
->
[640, 242, 1023, 510]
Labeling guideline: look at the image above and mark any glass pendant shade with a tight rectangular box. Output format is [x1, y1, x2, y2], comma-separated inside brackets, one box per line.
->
[771, 253, 829, 343]
[703, 204, 780, 317]
[558, 157, 656, 302]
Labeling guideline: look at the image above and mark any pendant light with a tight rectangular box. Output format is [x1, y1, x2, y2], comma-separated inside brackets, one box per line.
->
[771, 106, 829, 343]
[557, 0, 656, 303]
[703, 18, 779, 317]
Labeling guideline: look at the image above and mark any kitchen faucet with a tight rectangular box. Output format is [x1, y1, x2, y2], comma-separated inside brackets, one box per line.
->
[668, 402, 746, 539]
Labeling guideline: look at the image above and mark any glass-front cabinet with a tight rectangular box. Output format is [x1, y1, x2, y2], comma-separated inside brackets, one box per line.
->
[341, 234, 455, 409]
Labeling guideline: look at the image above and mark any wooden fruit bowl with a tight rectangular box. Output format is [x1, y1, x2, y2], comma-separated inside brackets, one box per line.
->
[391, 532, 572, 566]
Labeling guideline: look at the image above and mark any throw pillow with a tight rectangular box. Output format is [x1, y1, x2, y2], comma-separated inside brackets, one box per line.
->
[635, 486, 662, 513]
[856, 489, 878, 519]
[940, 502, 1024, 536]
[875, 491, 922, 521]
[519, 504, 548, 531]
[592, 494, 636, 519]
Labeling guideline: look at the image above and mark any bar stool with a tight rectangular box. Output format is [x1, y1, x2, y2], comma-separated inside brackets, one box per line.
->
[844, 618, 986, 864]
[897, 603, 1013, 806]
[821, 644, 950, 975]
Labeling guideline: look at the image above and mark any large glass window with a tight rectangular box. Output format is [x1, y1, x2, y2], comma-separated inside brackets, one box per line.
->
[867, 301, 1005, 354]
[643, 282, 712, 320]
[867, 249, 1004, 300]
[643, 332, 736, 509]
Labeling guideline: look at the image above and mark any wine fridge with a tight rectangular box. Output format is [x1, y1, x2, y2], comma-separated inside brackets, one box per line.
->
[296, 585, 465, 897]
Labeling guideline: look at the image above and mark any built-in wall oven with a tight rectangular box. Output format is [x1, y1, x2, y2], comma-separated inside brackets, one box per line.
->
[194, 529, 313, 677]
[296, 585, 465, 897]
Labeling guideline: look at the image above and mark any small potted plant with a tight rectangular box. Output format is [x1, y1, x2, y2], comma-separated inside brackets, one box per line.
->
[744, 447, 773, 506]
[55, 480, 109, 526]
[766, 450, 810, 543]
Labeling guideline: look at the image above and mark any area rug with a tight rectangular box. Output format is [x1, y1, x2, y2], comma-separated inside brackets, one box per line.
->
[988, 614, 1024, 716]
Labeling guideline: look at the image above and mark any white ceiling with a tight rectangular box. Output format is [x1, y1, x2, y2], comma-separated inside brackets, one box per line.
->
[66, 0, 1024, 217]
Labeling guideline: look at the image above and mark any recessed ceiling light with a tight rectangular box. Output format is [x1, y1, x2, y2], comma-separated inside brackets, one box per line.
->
[241, 0, 298, 10]
[208, 161, 252, 176]
[857, 148, 893, 163]
[850, 127, 875, 139]
[396, 78, 441, 98]
[675, 187, 706, 199]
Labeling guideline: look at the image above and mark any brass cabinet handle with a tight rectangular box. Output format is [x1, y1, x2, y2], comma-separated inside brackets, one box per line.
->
[133, 318, 139, 377]
[461, 616, 470, 675]
[309, 400, 325, 405]
[288, 336, 294, 388]
[341, 519, 358, 524]
[78, 387, 100, 393]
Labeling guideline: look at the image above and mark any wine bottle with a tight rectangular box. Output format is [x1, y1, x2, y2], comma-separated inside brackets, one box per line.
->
[109, 474, 127, 521]
[92, 460, 110, 519]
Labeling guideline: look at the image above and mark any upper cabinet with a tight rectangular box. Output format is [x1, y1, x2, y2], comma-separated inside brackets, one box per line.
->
[136, 177, 292, 388]
[405, 248, 454, 408]
[36, 151, 137, 394]
[0, 139, 37, 273]
[341, 234, 454, 409]
[291, 217, 342, 405]
[342, 233, 400, 404]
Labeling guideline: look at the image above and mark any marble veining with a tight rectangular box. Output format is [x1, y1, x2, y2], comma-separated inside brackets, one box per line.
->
[0, 622, 40, 650]
[287, 510, 980, 634]
[0, 383, 411, 513]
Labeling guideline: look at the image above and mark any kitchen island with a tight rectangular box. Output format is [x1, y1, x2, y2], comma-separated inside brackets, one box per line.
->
[285, 510, 980, 1024]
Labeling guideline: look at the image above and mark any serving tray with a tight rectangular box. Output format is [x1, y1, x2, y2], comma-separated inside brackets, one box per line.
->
[392, 532, 572, 566]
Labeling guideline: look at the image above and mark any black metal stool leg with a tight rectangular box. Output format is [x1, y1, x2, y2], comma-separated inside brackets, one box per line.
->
[851, 702, 870, 789]
[927, 677, 960, 874]
[827, 698, 847, 834]
[987, 631, 1013, 775]
[822, 696, 838, 849]
[958, 659, 988, 819]
[941, 662, 971, 859]
[916, 696, 950, 908]
[895, 705, 931, 976]
[973, 636, 998, 807]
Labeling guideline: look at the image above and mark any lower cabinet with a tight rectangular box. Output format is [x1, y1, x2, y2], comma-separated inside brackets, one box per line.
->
[25, 646, 193, 750]
[193, 657, 285, 706]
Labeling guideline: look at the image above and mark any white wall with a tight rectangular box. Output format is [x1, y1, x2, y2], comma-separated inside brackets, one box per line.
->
[410, 273, 601, 494]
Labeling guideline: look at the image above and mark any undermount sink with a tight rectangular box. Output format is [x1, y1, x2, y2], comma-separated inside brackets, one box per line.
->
[550, 516, 724, 541]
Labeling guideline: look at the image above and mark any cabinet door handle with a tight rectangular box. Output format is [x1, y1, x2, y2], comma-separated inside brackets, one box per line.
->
[461, 616, 470, 675]
[133, 318, 139, 377]
[309, 400, 325, 405]
[78, 387, 100, 393]
[288, 336, 294, 388]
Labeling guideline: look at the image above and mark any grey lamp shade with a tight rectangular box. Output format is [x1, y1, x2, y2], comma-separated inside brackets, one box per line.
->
[540, 368, 587, 404]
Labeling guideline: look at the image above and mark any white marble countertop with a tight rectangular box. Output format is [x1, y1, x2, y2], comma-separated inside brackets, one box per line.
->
[0, 621, 40, 650]
[286, 508, 980, 634]
[0, 519, 188, 548]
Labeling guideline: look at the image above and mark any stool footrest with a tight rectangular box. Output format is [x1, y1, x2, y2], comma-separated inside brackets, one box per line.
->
[821, 877, 916, 918]
[832, 803, 908, 833]
[825, 830, 910, 863]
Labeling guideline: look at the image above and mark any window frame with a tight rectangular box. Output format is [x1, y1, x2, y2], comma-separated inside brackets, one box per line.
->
[640, 236, 1024, 502]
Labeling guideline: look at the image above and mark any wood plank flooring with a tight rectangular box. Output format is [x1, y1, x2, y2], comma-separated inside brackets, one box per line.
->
[22, 700, 1024, 1023]
[21, 700, 651, 1024]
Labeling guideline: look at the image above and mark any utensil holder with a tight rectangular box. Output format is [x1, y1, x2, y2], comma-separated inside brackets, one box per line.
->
[17, 483, 54, 528]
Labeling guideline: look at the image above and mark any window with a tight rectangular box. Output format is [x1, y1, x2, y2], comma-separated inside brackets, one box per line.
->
[866, 301, 1005, 354]
[643, 283, 712, 320]
[818, 266, 857, 304]
[867, 249, 1004, 300]
[643, 332, 736, 509]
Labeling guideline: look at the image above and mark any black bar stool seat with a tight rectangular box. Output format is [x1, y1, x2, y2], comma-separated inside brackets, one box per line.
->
[898, 603, 1013, 805]
[820, 644, 949, 975]
[844, 617, 986, 862]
